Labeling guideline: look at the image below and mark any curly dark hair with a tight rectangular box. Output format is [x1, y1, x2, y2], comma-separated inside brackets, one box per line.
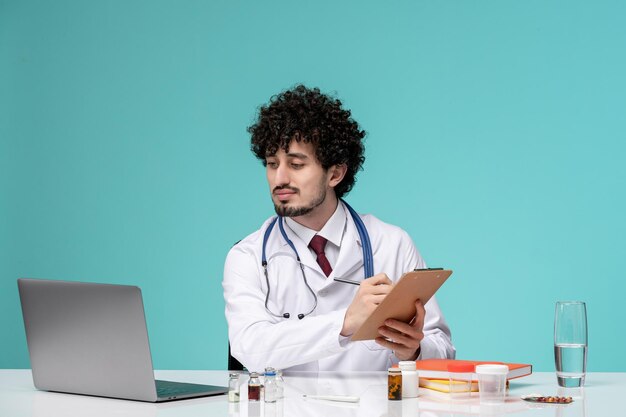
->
[248, 85, 366, 198]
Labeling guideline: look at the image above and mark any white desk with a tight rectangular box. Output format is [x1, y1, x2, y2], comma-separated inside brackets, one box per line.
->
[0, 370, 621, 416]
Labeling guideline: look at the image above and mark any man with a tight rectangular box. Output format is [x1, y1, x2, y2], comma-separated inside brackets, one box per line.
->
[223, 85, 454, 372]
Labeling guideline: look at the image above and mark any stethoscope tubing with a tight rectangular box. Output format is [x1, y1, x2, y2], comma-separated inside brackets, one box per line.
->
[344, 202, 374, 277]
[261, 200, 373, 319]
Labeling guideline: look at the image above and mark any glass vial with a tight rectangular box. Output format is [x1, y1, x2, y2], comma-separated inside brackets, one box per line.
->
[248, 372, 261, 402]
[276, 369, 285, 399]
[228, 372, 240, 402]
[399, 361, 419, 398]
[264, 369, 277, 403]
[388, 368, 402, 400]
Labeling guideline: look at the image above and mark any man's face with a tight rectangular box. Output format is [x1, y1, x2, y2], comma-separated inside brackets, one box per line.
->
[265, 140, 329, 217]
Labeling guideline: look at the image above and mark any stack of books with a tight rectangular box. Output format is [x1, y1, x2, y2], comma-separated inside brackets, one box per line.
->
[415, 359, 532, 393]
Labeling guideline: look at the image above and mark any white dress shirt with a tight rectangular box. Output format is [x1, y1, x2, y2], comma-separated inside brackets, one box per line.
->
[284, 202, 348, 269]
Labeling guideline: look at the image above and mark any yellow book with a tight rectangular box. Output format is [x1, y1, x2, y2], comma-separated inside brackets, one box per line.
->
[419, 378, 479, 393]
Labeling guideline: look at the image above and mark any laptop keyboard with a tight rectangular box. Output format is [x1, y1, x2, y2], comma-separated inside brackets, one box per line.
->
[156, 380, 219, 397]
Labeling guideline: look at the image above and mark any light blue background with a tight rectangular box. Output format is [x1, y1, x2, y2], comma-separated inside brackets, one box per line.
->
[1, 0, 624, 371]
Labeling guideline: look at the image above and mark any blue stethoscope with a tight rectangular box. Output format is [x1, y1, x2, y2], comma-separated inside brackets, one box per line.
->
[261, 200, 374, 320]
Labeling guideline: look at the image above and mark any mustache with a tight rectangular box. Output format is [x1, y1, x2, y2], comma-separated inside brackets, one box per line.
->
[273, 185, 299, 194]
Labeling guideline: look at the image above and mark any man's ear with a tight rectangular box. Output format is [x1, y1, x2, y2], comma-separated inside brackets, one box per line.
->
[328, 164, 348, 188]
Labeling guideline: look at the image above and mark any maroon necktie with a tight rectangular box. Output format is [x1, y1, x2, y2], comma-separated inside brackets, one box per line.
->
[309, 235, 333, 277]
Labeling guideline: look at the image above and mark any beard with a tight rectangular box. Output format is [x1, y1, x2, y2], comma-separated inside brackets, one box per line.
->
[273, 182, 327, 218]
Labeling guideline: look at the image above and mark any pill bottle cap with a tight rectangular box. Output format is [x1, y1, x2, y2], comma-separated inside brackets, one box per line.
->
[447, 362, 475, 373]
[399, 361, 417, 371]
[475, 364, 509, 375]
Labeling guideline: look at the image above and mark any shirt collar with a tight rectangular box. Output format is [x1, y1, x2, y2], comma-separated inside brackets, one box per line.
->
[284, 201, 347, 247]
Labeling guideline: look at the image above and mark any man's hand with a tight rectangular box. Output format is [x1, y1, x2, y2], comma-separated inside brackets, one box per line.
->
[374, 299, 425, 361]
[341, 273, 393, 336]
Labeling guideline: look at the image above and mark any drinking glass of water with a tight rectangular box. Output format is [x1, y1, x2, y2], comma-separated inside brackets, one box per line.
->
[554, 301, 587, 387]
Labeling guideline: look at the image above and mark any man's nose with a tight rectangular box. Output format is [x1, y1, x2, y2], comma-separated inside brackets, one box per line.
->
[274, 164, 290, 185]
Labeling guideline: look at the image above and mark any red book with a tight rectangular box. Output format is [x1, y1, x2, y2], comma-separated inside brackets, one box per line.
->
[415, 359, 532, 380]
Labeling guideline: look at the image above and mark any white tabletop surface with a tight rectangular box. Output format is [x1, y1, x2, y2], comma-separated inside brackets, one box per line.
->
[0, 369, 621, 417]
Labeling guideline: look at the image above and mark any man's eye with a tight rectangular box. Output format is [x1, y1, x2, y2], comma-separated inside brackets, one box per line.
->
[291, 163, 304, 169]
[266, 161, 278, 168]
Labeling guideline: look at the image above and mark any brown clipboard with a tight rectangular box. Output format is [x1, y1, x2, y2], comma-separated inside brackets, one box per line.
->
[350, 269, 453, 341]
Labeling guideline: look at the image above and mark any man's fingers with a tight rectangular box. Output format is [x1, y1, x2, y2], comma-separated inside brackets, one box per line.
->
[366, 284, 392, 296]
[369, 294, 388, 305]
[383, 319, 418, 336]
[378, 329, 412, 347]
[375, 301, 425, 362]
[362, 273, 392, 286]
[375, 336, 398, 350]
[379, 324, 423, 344]
[414, 300, 425, 330]
[375, 335, 420, 353]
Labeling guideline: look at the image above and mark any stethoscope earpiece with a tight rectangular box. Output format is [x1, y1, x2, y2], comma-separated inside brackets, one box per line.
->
[282, 313, 290, 319]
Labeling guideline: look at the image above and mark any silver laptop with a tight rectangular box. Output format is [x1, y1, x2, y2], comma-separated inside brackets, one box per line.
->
[18, 278, 228, 402]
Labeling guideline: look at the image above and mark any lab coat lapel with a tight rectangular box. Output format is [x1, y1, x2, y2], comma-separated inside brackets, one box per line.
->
[332, 217, 364, 280]
[277, 223, 324, 280]
[291, 233, 324, 278]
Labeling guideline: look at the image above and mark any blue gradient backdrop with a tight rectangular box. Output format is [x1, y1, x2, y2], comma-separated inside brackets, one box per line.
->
[1, 0, 624, 371]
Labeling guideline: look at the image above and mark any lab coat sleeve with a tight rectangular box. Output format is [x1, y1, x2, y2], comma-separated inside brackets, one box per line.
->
[223, 244, 348, 371]
[400, 230, 456, 360]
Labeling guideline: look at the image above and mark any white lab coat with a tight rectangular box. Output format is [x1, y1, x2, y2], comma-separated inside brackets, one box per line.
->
[223, 202, 455, 372]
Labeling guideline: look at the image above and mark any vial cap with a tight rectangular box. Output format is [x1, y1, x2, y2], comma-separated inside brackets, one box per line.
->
[475, 364, 509, 375]
[398, 361, 417, 371]
[447, 362, 475, 373]
[388, 367, 402, 373]
[264, 371, 276, 376]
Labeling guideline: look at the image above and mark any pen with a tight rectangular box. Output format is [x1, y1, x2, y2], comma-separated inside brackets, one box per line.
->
[335, 269, 444, 286]
[333, 277, 361, 286]
[303, 394, 360, 403]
